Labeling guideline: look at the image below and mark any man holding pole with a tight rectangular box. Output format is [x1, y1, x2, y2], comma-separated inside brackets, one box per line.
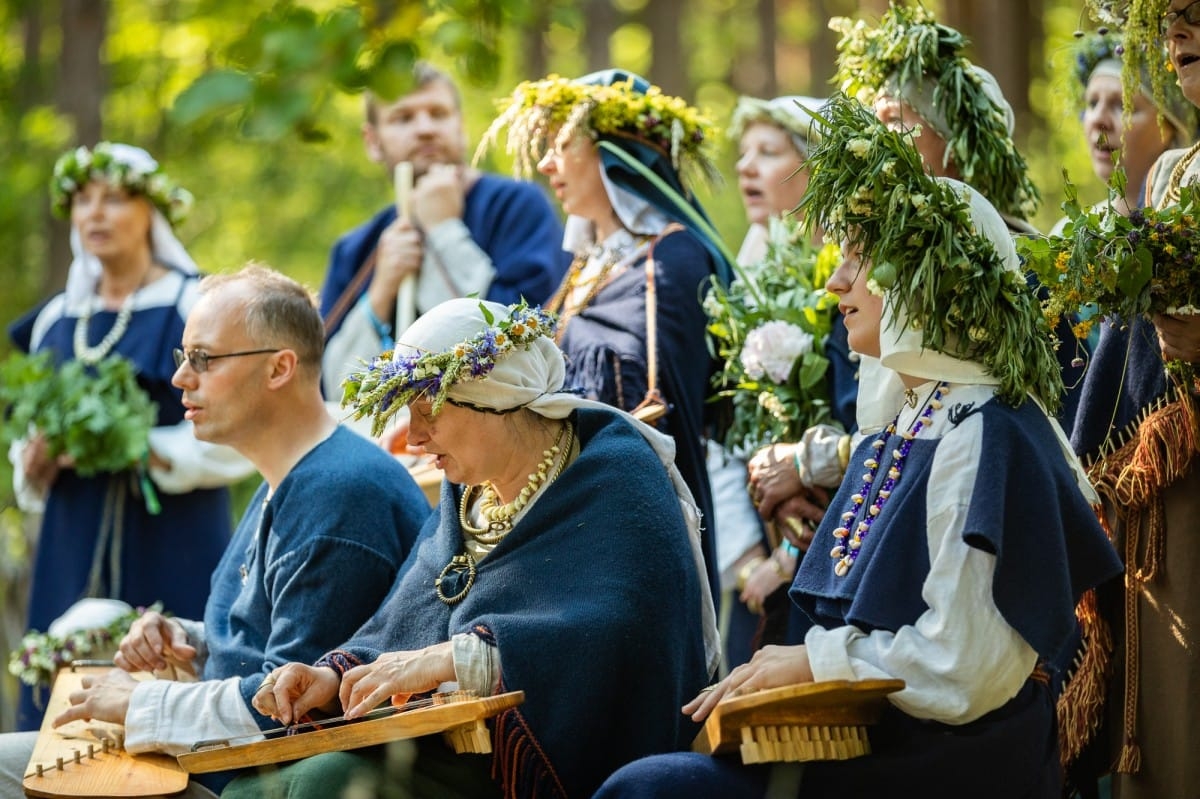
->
[319, 62, 568, 398]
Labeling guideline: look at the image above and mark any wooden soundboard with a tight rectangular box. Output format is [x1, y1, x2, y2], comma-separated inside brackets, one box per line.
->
[23, 666, 188, 798]
[178, 690, 524, 774]
[692, 679, 904, 764]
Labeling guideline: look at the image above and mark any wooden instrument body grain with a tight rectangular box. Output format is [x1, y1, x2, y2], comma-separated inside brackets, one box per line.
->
[23, 666, 188, 798]
[177, 690, 524, 774]
[693, 679, 904, 764]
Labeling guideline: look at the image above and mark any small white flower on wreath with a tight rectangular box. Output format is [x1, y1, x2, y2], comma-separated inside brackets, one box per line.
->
[739, 320, 815, 383]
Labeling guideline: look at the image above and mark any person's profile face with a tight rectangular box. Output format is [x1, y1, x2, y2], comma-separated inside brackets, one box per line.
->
[1083, 72, 1174, 188]
[826, 242, 883, 359]
[364, 80, 467, 177]
[1165, 1, 1200, 108]
[536, 132, 611, 224]
[70, 180, 154, 263]
[735, 121, 809, 226]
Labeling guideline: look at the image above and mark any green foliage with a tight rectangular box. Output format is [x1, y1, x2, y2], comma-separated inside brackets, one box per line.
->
[705, 220, 840, 454]
[0, 352, 157, 477]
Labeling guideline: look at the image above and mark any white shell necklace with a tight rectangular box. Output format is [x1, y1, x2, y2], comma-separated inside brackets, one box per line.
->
[74, 293, 135, 365]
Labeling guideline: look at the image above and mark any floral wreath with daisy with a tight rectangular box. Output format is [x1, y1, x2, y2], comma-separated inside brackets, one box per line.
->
[475, 74, 720, 187]
[50, 142, 194, 228]
[341, 301, 558, 436]
[800, 94, 1064, 413]
[830, 2, 1039, 222]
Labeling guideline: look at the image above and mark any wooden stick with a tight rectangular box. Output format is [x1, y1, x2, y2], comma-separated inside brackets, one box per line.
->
[393, 161, 416, 336]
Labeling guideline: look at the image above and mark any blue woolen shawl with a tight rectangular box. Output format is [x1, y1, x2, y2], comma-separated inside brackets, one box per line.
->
[333, 407, 711, 798]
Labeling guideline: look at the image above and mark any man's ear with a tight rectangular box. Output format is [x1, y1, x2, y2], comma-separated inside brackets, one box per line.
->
[363, 123, 384, 164]
[265, 349, 299, 390]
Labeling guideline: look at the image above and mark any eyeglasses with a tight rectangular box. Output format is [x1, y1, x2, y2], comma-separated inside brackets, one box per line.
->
[173, 347, 280, 374]
[1162, 0, 1200, 33]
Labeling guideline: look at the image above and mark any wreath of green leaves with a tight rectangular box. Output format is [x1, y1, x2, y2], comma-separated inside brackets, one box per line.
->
[830, 2, 1039, 223]
[1083, 0, 1182, 144]
[800, 95, 1064, 412]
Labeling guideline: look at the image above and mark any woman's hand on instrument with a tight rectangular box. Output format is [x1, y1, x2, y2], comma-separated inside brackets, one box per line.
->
[52, 668, 138, 728]
[682, 644, 813, 723]
[115, 611, 196, 673]
[340, 642, 455, 720]
[253, 664, 340, 726]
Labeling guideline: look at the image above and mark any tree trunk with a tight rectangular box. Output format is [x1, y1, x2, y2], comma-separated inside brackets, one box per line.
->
[643, 0, 687, 97]
[943, 0, 1039, 133]
[584, 0, 621, 75]
[50, 0, 107, 295]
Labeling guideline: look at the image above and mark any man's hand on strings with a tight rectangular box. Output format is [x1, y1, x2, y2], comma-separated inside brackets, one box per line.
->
[52, 668, 138, 728]
[253, 664, 340, 727]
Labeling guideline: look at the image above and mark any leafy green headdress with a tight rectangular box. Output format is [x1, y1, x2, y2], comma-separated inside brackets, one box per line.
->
[800, 94, 1064, 412]
[830, 2, 1040, 223]
[1082, 1, 1190, 141]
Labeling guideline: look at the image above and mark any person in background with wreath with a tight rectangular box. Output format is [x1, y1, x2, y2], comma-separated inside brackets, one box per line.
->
[6, 143, 254, 730]
[1065, 1, 1200, 795]
[227, 297, 718, 799]
[474, 69, 736, 605]
[717, 95, 855, 670]
[748, 5, 1085, 603]
[593, 95, 1121, 799]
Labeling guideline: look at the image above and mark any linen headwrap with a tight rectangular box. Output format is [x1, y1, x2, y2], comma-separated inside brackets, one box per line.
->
[883, 65, 1015, 145]
[394, 297, 721, 672]
[728, 95, 827, 157]
[61, 143, 199, 310]
[870, 179, 1096, 500]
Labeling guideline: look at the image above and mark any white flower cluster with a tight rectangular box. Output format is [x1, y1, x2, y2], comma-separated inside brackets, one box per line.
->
[739, 320, 814, 383]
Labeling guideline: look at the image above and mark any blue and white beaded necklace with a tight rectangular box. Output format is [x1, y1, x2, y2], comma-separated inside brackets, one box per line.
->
[830, 382, 949, 577]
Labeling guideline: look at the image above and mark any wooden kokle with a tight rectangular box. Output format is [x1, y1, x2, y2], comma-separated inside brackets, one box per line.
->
[692, 679, 904, 764]
[177, 689, 524, 774]
[23, 665, 188, 797]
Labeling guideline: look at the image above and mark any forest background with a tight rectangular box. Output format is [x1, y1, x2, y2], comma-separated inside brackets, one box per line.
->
[0, 0, 1122, 729]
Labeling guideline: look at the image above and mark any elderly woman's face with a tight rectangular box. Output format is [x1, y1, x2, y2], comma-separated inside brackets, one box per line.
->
[873, 94, 958, 181]
[1165, 0, 1200, 107]
[1083, 72, 1174, 187]
[537, 132, 612, 225]
[70, 179, 154, 263]
[826, 242, 882, 358]
[736, 121, 809, 225]
[406, 398, 510, 487]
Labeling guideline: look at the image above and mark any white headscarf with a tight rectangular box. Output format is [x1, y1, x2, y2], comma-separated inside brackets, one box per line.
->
[62, 143, 199, 310]
[866, 179, 1096, 500]
[561, 169, 671, 254]
[885, 65, 1015, 143]
[395, 298, 721, 671]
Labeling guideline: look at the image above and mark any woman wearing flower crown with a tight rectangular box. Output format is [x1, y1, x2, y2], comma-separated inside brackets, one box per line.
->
[713, 95, 856, 671]
[474, 69, 736, 607]
[221, 297, 718, 799]
[6, 143, 252, 730]
[1060, 2, 1200, 796]
[593, 96, 1121, 799]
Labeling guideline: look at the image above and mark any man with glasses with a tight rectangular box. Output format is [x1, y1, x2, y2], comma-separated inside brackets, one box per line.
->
[0, 264, 433, 798]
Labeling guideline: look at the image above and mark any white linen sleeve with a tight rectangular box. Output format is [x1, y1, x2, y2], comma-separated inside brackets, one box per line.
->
[451, 632, 500, 697]
[803, 413, 1038, 725]
[794, 424, 849, 489]
[321, 302, 385, 400]
[417, 219, 496, 311]
[146, 425, 255, 494]
[123, 677, 262, 756]
[8, 438, 45, 513]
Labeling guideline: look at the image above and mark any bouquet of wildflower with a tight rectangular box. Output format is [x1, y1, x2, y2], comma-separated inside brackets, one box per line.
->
[342, 301, 557, 435]
[1019, 171, 1200, 380]
[705, 218, 840, 454]
[8, 603, 158, 689]
[0, 351, 157, 477]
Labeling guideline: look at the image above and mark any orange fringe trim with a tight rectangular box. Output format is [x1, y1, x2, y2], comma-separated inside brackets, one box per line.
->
[1084, 384, 1198, 775]
[1056, 588, 1113, 770]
